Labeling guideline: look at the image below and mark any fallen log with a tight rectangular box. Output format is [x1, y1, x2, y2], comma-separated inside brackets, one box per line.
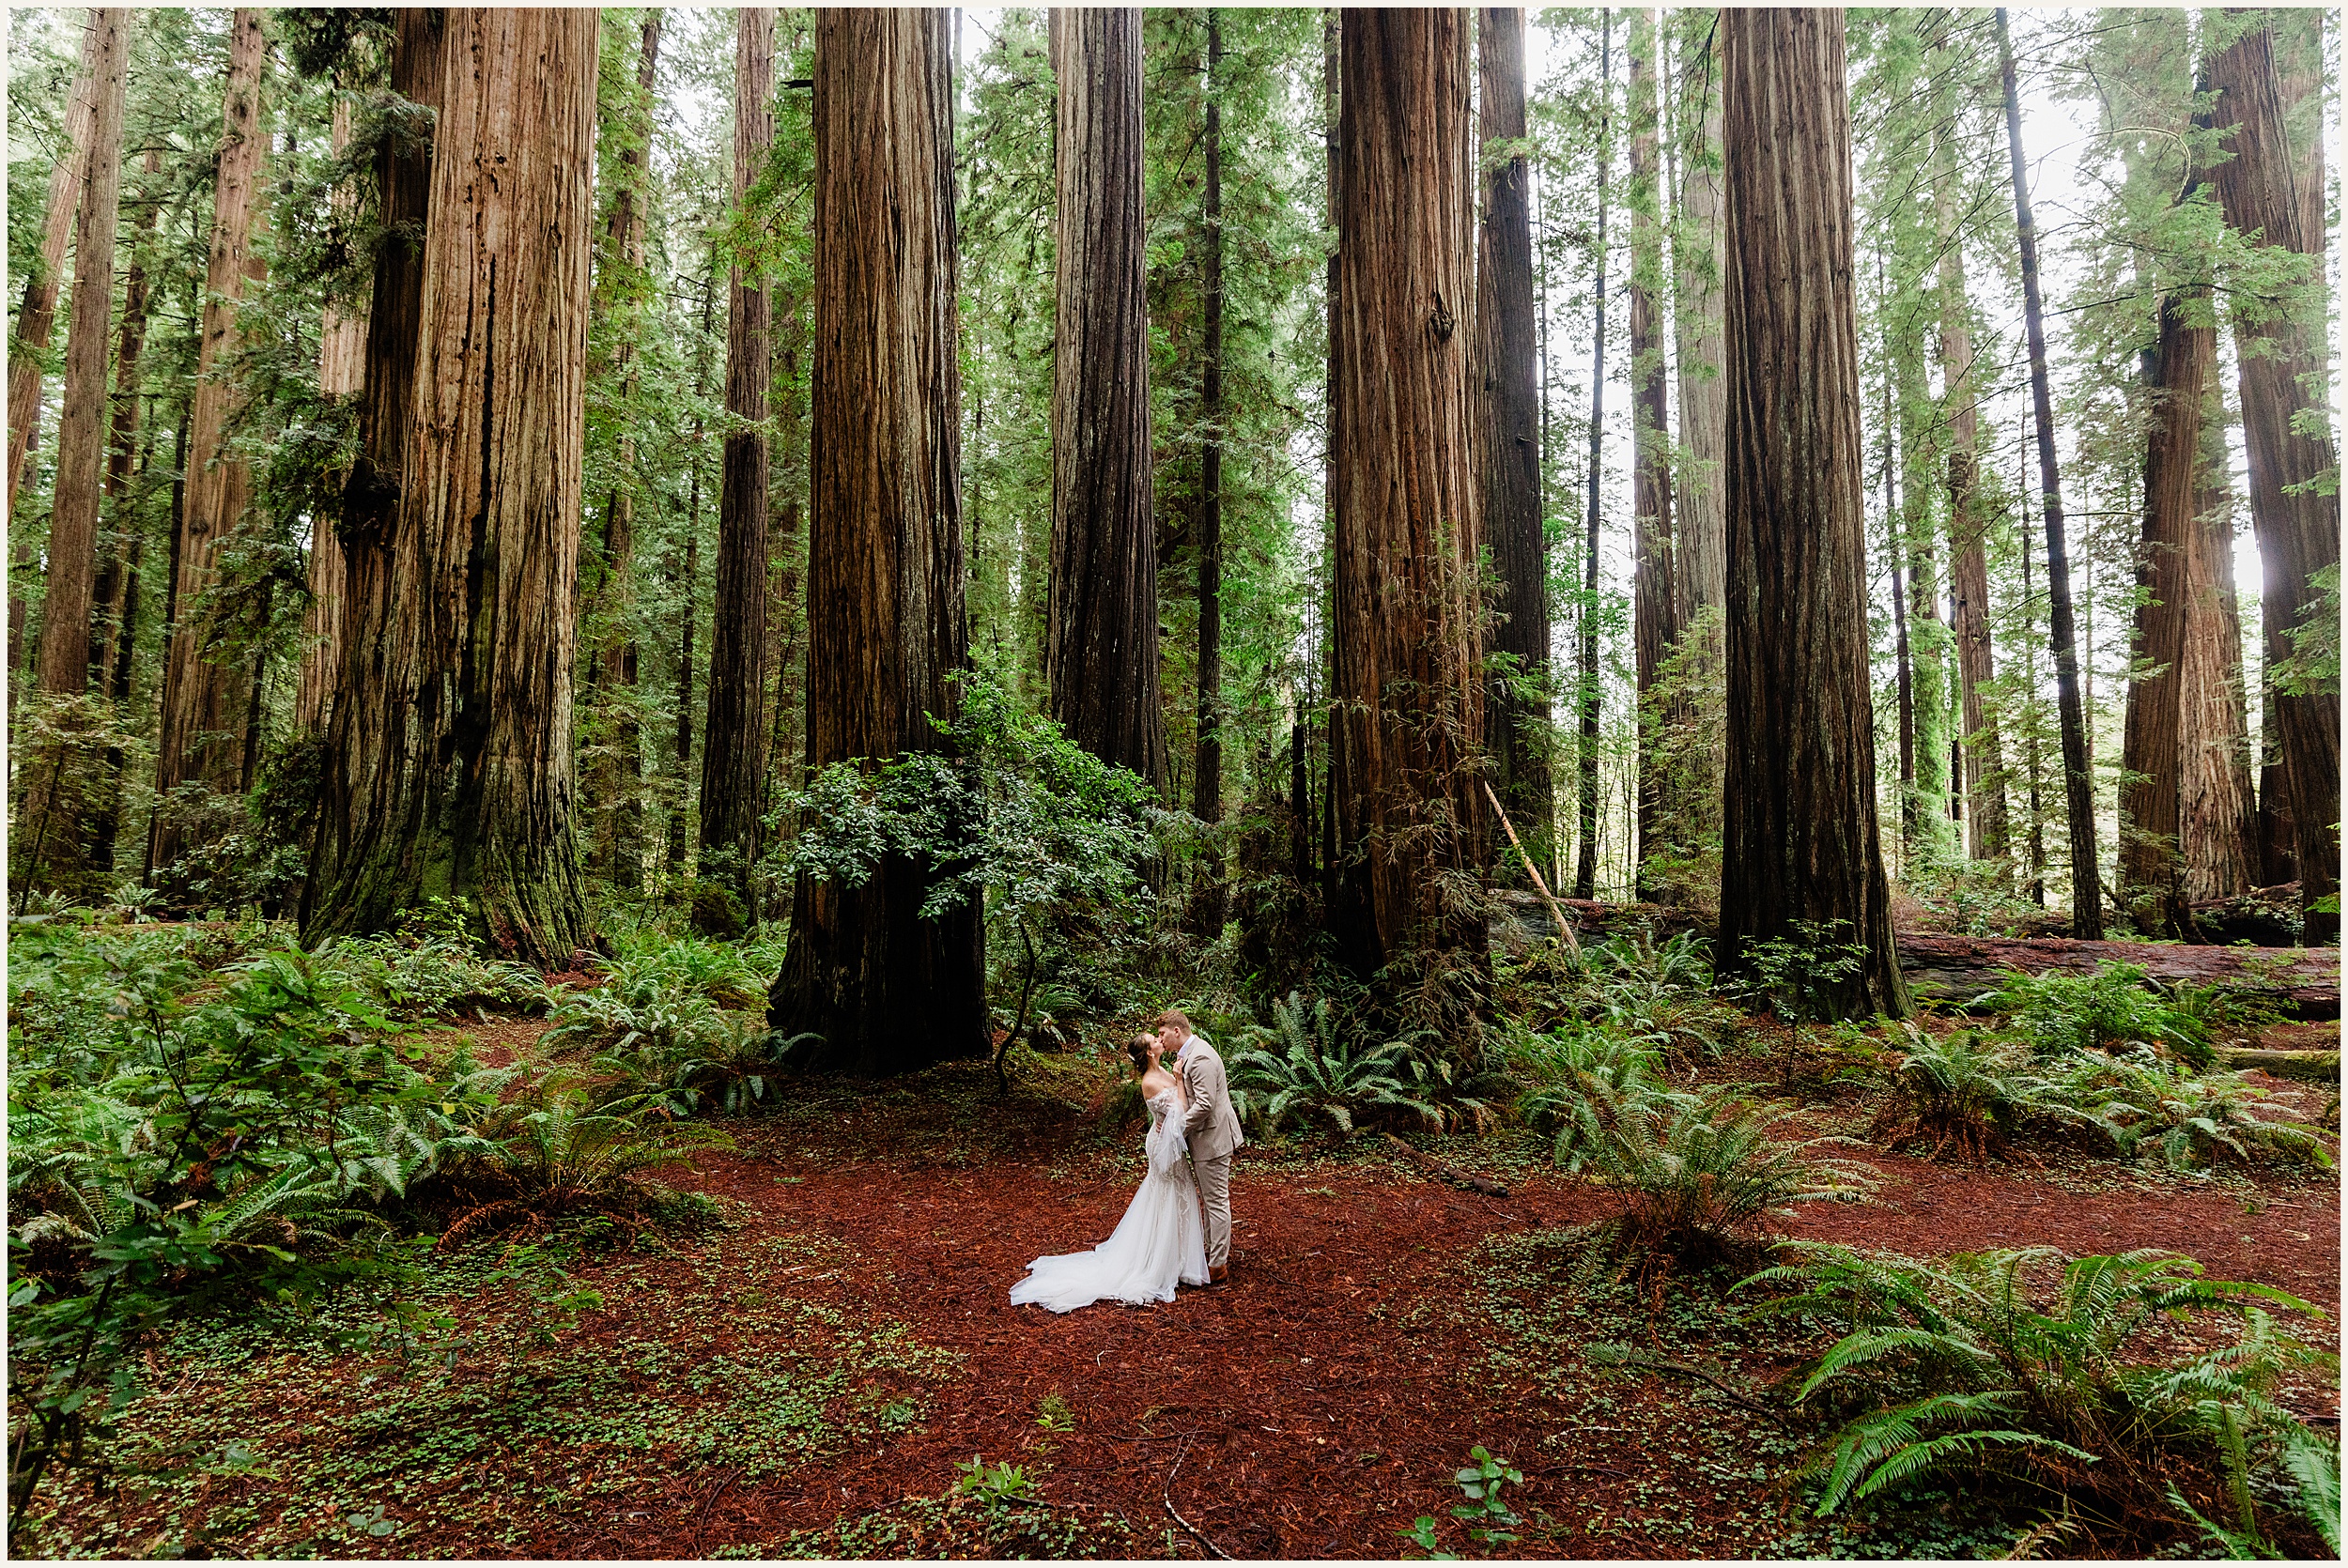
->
[2216, 1048, 2340, 1085]
[1899, 933, 2339, 1021]
[1487, 895, 2340, 1022]
[1380, 1132, 1510, 1197]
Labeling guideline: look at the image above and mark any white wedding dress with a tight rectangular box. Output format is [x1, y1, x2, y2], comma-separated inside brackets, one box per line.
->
[1010, 1088, 1209, 1312]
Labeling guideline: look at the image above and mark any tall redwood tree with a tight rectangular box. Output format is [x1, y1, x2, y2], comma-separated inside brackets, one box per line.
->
[1715, 7, 1907, 1020]
[302, 8, 598, 964]
[768, 8, 984, 1074]
[1043, 7, 1165, 789]
[1328, 7, 1488, 1011]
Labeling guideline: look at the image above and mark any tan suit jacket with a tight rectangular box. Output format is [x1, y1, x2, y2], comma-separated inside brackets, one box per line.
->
[1177, 1035, 1244, 1161]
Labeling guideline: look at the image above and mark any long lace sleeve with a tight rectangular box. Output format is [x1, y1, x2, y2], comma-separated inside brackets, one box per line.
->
[1147, 1095, 1192, 1180]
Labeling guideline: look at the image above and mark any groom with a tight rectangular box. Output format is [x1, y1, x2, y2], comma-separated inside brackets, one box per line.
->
[1160, 1009, 1243, 1284]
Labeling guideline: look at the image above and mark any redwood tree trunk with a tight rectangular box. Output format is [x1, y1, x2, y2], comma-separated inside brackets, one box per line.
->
[150, 8, 270, 882]
[768, 7, 984, 1074]
[299, 92, 368, 737]
[6, 10, 99, 524]
[1716, 7, 1908, 1020]
[2208, 14, 2340, 933]
[697, 7, 777, 921]
[1475, 6, 1551, 849]
[1194, 14, 1226, 844]
[1328, 6, 1488, 1011]
[1935, 115, 2011, 869]
[1669, 10, 1727, 856]
[31, 8, 127, 701]
[1044, 7, 1165, 789]
[2179, 385, 2259, 903]
[1999, 8, 2103, 941]
[301, 8, 597, 965]
[1627, 9, 1678, 896]
[2118, 289, 2210, 938]
[12, 8, 125, 896]
[1573, 10, 1610, 901]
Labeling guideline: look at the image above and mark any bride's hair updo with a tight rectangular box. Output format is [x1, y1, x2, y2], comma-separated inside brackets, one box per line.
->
[1127, 1035, 1154, 1075]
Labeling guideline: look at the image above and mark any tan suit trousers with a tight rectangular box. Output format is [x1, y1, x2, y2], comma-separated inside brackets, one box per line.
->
[1193, 1150, 1232, 1268]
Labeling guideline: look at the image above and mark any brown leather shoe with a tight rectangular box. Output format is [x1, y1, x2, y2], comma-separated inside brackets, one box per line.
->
[1209, 1264, 1228, 1284]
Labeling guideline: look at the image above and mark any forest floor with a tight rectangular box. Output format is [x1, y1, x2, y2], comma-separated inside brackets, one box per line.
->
[23, 999, 2340, 1562]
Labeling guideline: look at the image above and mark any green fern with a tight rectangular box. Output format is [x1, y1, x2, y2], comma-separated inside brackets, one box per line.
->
[1228, 992, 1441, 1137]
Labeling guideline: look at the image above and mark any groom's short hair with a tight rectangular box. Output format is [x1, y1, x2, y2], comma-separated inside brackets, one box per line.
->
[1159, 1007, 1191, 1033]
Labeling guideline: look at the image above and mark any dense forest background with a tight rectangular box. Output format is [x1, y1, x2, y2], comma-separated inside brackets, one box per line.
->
[6, 5, 2339, 1011]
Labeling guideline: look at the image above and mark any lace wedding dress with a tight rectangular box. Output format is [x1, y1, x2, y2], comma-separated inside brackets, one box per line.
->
[1010, 1088, 1209, 1312]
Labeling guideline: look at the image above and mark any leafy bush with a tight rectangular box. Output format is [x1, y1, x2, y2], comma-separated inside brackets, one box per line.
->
[1739, 1245, 2338, 1551]
[1499, 1019, 1667, 1166]
[2068, 1056, 2333, 1173]
[5, 937, 499, 1535]
[1867, 1025, 2118, 1163]
[1228, 992, 1440, 1136]
[440, 1077, 736, 1247]
[311, 932, 548, 1022]
[1570, 1085, 1876, 1268]
[1980, 963, 2217, 1063]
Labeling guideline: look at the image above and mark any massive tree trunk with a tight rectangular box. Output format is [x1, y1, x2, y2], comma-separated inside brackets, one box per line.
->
[1044, 8, 1165, 789]
[1716, 7, 1908, 1020]
[30, 8, 126, 702]
[2179, 382, 2260, 902]
[2118, 289, 2211, 939]
[1933, 111, 2011, 869]
[1998, 8, 2103, 941]
[301, 8, 597, 965]
[1573, 9, 1611, 902]
[149, 8, 270, 882]
[298, 92, 368, 737]
[1627, 8, 1679, 898]
[1193, 14, 1227, 848]
[1475, 5, 1551, 851]
[696, 8, 776, 923]
[768, 8, 984, 1074]
[588, 11, 662, 894]
[2207, 14, 2340, 934]
[6, 10, 100, 526]
[11, 8, 125, 897]
[83, 144, 162, 877]
[1328, 6, 1488, 1014]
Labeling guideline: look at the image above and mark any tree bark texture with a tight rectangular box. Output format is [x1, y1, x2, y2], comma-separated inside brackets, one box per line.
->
[2207, 15, 2340, 930]
[1934, 121, 2010, 869]
[1573, 10, 1610, 902]
[1716, 7, 1908, 1020]
[301, 8, 597, 965]
[697, 7, 777, 912]
[149, 8, 269, 878]
[299, 91, 369, 737]
[1328, 6, 1490, 991]
[1669, 14, 1726, 630]
[1475, 6, 1552, 846]
[769, 7, 985, 1074]
[2179, 391, 2259, 903]
[1627, 9, 1678, 894]
[1998, 8, 2102, 940]
[6, 9, 100, 524]
[32, 7, 127, 700]
[1044, 8, 1166, 790]
[2118, 290, 2211, 938]
[1192, 13, 1228, 843]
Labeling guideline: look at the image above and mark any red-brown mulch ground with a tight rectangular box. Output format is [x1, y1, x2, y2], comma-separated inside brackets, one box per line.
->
[539, 1066, 2337, 1560]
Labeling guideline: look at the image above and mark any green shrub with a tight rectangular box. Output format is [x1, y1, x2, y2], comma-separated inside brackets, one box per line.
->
[1228, 992, 1440, 1136]
[2068, 1057, 2334, 1173]
[1499, 1019, 1668, 1166]
[1572, 1086, 1877, 1268]
[1867, 1024, 2119, 1163]
[1980, 963, 2215, 1062]
[1739, 1245, 2338, 1550]
[440, 1076, 736, 1246]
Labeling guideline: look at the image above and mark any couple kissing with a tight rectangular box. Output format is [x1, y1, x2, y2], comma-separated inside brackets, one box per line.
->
[1008, 1009, 1244, 1313]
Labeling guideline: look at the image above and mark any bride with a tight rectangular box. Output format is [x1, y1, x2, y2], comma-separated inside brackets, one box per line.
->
[1010, 1034, 1208, 1312]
